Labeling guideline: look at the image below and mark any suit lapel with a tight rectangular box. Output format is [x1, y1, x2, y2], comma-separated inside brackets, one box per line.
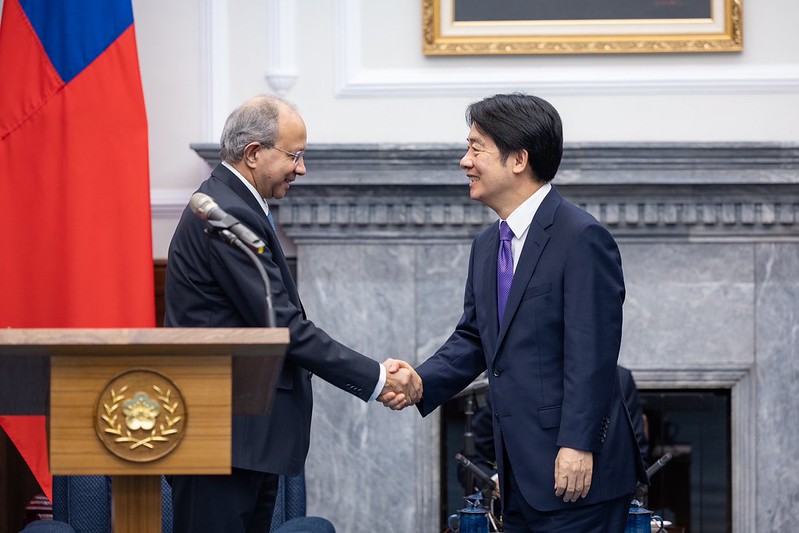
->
[481, 222, 500, 356]
[213, 164, 264, 218]
[212, 164, 302, 306]
[495, 187, 561, 351]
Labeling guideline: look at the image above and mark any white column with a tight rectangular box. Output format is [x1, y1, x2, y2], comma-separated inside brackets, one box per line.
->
[265, 0, 298, 96]
[200, 0, 230, 141]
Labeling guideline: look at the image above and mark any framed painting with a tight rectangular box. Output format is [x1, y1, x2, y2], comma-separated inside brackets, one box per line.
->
[422, 0, 742, 55]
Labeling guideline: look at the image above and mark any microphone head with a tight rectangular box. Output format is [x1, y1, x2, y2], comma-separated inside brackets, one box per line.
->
[189, 192, 217, 221]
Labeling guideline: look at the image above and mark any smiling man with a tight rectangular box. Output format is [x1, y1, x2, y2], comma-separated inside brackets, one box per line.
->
[392, 93, 647, 532]
[164, 95, 421, 532]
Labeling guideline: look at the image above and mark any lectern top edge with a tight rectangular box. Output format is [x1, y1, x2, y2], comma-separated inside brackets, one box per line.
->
[0, 328, 289, 357]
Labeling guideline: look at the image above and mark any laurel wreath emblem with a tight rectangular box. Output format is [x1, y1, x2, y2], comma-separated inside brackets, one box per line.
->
[101, 384, 183, 450]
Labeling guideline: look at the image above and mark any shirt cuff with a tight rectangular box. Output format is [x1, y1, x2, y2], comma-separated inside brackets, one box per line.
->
[368, 363, 387, 401]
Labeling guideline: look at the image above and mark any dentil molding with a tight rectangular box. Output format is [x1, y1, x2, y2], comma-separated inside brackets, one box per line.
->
[161, 142, 799, 243]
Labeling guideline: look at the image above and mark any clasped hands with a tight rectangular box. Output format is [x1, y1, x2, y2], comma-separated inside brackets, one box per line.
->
[377, 358, 422, 410]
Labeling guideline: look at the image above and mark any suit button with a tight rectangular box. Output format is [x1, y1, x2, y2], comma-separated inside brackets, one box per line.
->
[493, 368, 502, 377]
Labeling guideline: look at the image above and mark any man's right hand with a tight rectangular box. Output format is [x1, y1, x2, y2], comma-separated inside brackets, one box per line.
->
[554, 447, 593, 502]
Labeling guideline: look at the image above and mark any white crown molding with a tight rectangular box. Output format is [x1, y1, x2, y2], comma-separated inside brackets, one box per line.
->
[151, 188, 194, 218]
[200, 0, 229, 140]
[338, 63, 799, 97]
[265, 0, 298, 95]
[334, 0, 799, 97]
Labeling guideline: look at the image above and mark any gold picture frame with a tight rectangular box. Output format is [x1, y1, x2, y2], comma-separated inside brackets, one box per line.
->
[423, 0, 742, 55]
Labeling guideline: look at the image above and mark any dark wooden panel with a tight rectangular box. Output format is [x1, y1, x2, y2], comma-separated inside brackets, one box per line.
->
[154, 259, 167, 327]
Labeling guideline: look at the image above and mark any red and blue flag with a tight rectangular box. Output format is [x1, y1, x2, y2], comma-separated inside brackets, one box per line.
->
[0, 0, 155, 502]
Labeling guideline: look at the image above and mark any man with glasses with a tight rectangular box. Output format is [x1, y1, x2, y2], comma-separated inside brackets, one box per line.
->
[164, 95, 422, 532]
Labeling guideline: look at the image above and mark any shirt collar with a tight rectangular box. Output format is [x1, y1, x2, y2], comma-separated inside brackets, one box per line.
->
[504, 182, 552, 238]
[222, 161, 270, 217]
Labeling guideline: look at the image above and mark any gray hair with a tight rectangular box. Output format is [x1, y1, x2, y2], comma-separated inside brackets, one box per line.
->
[219, 95, 297, 163]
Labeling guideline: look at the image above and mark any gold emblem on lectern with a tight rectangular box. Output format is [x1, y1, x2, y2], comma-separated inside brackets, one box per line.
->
[95, 369, 187, 462]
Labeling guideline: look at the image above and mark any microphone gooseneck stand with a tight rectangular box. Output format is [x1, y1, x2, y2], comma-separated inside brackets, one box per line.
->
[207, 225, 277, 328]
[634, 452, 674, 509]
[231, 238, 277, 328]
[456, 392, 502, 531]
[455, 452, 501, 532]
[454, 383, 502, 530]
[463, 393, 476, 497]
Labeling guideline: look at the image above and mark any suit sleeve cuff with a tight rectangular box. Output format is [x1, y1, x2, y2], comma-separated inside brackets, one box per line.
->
[368, 363, 387, 402]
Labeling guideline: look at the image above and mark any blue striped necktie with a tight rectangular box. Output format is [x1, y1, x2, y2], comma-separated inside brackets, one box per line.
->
[267, 211, 276, 231]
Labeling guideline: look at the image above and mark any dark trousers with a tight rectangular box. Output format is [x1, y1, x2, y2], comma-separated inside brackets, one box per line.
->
[169, 468, 279, 533]
[501, 459, 630, 532]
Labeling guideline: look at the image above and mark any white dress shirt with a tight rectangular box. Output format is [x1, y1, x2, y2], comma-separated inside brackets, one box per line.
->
[502, 182, 552, 273]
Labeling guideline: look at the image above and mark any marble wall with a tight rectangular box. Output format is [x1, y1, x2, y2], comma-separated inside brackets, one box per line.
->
[194, 142, 799, 532]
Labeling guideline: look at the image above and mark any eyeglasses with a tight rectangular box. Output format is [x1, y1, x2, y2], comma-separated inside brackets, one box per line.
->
[262, 144, 305, 166]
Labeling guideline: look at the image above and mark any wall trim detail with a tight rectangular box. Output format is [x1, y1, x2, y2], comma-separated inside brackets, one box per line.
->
[183, 142, 799, 242]
[199, 0, 229, 140]
[265, 0, 298, 95]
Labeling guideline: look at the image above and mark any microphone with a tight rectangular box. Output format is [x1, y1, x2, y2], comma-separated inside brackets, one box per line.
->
[455, 453, 497, 492]
[190, 192, 266, 254]
[189, 192, 276, 327]
[646, 452, 673, 479]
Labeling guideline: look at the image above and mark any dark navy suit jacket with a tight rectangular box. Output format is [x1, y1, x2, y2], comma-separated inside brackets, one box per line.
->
[417, 186, 646, 511]
[164, 163, 380, 476]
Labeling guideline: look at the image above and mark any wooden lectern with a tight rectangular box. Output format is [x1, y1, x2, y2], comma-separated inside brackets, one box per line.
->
[0, 328, 288, 533]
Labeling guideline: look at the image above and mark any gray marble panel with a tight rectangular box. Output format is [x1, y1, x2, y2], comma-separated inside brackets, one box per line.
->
[415, 244, 473, 361]
[754, 243, 799, 532]
[413, 243, 473, 529]
[618, 243, 755, 368]
[297, 244, 434, 533]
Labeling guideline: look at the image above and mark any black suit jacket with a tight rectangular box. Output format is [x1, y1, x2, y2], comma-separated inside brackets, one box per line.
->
[164, 163, 380, 476]
[417, 186, 647, 511]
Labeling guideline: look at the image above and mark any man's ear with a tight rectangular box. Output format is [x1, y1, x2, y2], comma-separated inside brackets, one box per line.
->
[243, 142, 261, 168]
[512, 149, 529, 174]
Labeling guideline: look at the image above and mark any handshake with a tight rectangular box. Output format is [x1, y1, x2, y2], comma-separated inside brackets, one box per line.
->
[377, 358, 423, 411]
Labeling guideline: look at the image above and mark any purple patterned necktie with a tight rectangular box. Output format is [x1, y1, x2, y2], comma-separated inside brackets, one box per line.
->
[497, 221, 514, 325]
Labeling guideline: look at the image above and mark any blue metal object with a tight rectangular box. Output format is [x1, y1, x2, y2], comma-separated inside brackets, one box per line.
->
[626, 499, 664, 533]
[448, 494, 489, 533]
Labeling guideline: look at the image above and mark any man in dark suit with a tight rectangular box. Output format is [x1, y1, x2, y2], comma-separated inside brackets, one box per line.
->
[164, 95, 421, 532]
[387, 93, 646, 531]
